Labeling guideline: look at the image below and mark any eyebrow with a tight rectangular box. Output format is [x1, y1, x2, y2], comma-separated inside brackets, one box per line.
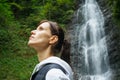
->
[38, 25, 50, 31]
[37, 25, 43, 29]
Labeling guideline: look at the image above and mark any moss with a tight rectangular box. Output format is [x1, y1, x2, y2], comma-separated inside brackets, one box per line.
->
[108, 0, 120, 27]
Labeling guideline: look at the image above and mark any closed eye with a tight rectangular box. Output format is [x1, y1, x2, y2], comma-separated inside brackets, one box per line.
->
[37, 26, 44, 30]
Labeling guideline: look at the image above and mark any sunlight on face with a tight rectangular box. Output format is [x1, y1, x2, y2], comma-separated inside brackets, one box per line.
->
[28, 22, 52, 50]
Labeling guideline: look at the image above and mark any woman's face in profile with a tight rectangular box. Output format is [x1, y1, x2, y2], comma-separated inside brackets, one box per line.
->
[28, 22, 52, 49]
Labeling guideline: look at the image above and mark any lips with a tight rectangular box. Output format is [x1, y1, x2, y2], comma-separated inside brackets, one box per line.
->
[29, 36, 34, 40]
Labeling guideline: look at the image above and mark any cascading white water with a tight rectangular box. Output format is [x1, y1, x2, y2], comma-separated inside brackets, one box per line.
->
[70, 0, 112, 80]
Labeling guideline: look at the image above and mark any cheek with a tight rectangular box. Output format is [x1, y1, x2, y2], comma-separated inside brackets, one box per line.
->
[37, 33, 50, 42]
[28, 32, 51, 48]
[37, 37, 49, 45]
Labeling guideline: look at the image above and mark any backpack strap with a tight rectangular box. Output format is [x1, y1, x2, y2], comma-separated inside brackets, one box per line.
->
[31, 63, 67, 80]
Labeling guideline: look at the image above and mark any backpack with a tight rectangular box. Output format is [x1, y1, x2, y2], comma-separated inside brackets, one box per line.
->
[31, 63, 67, 80]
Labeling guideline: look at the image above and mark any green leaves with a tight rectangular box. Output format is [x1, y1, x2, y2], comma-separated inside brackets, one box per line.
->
[108, 0, 120, 26]
[0, 2, 13, 27]
[40, 0, 75, 24]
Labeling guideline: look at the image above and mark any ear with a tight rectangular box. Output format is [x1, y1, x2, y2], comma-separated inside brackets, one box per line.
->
[49, 35, 58, 45]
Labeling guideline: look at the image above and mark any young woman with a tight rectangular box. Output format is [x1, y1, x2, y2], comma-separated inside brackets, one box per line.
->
[28, 20, 73, 80]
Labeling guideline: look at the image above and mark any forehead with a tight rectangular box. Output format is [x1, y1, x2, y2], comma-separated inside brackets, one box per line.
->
[38, 22, 51, 29]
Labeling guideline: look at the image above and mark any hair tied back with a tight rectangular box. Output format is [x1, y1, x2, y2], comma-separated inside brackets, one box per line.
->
[61, 40, 71, 64]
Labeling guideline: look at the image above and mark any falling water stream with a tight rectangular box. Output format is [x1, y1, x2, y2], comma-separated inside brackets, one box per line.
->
[70, 0, 112, 80]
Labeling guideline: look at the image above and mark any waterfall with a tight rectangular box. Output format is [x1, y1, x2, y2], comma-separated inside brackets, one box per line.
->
[70, 0, 112, 80]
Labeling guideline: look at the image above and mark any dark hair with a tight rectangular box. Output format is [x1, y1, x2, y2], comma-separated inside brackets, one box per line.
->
[39, 20, 70, 64]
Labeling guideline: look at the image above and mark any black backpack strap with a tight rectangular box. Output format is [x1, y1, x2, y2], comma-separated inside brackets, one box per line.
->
[31, 63, 67, 80]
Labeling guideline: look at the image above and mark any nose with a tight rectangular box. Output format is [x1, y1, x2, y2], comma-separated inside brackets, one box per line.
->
[31, 30, 36, 35]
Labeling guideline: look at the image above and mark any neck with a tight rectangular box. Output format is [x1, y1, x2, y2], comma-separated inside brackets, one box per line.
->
[36, 47, 54, 62]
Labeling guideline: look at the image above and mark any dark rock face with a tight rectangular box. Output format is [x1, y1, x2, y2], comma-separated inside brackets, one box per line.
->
[67, 0, 120, 80]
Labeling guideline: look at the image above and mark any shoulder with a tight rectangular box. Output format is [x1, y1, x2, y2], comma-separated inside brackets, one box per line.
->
[46, 69, 70, 80]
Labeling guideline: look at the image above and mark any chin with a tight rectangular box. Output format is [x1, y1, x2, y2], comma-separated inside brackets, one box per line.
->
[28, 41, 34, 47]
[28, 41, 38, 48]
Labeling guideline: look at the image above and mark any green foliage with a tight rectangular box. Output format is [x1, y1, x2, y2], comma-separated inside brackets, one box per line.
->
[0, 30, 12, 54]
[108, 0, 120, 26]
[113, 0, 120, 25]
[41, 0, 74, 24]
[0, 55, 37, 80]
[0, 1, 13, 27]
